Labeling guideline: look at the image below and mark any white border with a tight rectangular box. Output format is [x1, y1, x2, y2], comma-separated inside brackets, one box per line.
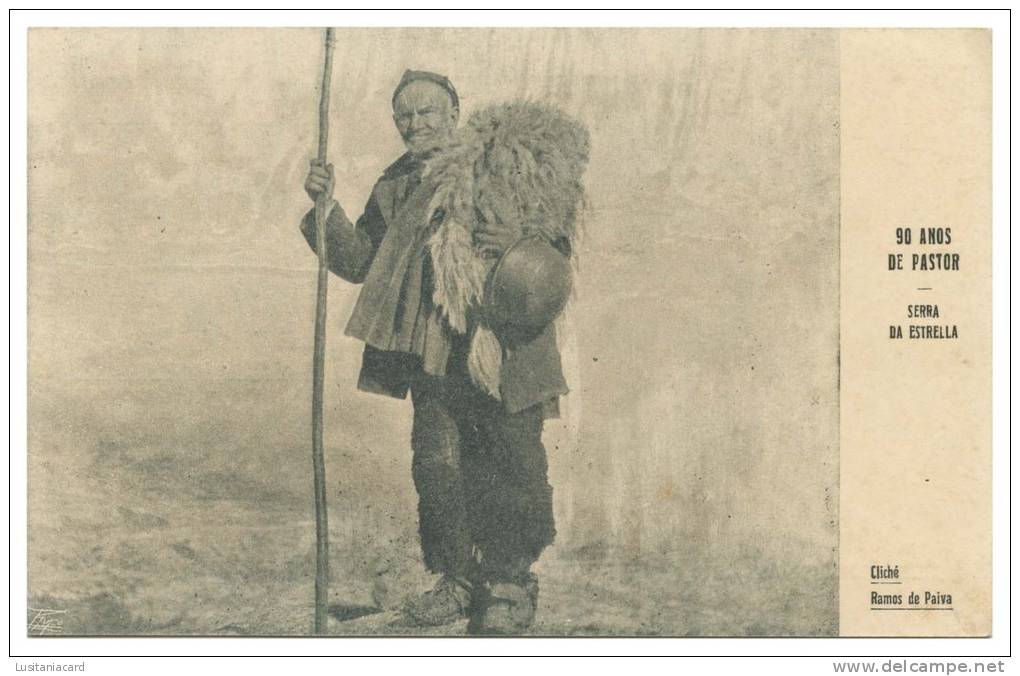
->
[5, 7, 1013, 667]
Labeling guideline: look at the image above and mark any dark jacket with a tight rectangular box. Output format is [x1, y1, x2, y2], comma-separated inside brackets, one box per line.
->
[301, 154, 568, 415]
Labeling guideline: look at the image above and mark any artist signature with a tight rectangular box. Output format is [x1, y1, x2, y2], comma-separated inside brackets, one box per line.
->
[27, 608, 67, 636]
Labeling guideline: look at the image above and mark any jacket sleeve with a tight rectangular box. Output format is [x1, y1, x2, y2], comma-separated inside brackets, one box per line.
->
[300, 192, 388, 284]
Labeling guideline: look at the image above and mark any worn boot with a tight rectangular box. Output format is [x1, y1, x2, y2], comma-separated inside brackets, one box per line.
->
[402, 575, 473, 627]
[467, 573, 539, 635]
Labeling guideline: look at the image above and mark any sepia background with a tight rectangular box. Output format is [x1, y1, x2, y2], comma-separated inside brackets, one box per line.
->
[27, 28, 839, 636]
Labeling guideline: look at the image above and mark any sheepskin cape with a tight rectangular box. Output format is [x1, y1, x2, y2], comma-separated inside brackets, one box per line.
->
[423, 101, 590, 398]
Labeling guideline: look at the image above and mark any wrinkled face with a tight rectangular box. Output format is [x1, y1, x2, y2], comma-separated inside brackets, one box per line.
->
[392, 80, 459, 157]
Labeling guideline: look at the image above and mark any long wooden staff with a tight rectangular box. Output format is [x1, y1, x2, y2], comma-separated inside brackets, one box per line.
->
[311, 26, 335, 635]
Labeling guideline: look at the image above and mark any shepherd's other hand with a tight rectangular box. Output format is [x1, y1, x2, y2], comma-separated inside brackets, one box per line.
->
[304, 160, 335, 204]
[474, 223, 523, 258]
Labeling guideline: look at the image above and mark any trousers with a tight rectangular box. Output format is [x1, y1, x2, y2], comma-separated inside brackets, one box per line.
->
[409, 339, 556, 583]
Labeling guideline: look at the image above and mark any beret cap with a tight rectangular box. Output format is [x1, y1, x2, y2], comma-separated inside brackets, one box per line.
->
[392, 69, 459, 109]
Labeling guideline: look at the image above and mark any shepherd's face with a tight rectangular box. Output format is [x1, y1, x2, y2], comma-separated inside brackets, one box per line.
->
[392, 80, 459, 157]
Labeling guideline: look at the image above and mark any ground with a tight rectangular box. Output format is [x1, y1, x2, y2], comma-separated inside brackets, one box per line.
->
[27, 447, 836, 637]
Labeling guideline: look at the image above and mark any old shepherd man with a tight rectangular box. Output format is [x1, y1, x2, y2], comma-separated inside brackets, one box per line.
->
[300, 69, 589, 634]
